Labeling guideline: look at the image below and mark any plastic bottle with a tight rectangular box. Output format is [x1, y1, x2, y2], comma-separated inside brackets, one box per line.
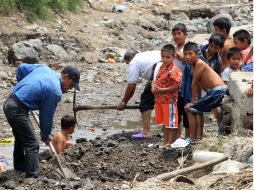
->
[192, 151, 224, 163]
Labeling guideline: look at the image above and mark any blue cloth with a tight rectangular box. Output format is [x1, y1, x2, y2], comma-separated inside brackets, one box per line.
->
[13, 64, 62, 139]
[180, 64, 192, 105]
[199, 44, 222, 76]
[241, 62, 253, 72]
[188, 86, 228, 114]
[0, 156, 8, 166]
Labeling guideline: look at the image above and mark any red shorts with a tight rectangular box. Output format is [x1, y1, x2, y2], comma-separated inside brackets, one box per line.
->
[155, 103, 178, 128]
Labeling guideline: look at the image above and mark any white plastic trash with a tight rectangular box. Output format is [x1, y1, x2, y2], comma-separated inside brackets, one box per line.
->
[171, 138, 189, 149]
[247, 155, 253, 165]
[192, 151, 224, 163]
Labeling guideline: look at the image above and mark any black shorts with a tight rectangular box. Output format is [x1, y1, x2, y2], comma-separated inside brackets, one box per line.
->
[177, 94, 189, 128]
[139, 81, 154, 113]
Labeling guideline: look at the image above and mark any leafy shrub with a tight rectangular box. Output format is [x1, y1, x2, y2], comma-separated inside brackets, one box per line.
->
[0, 0, 85, 21]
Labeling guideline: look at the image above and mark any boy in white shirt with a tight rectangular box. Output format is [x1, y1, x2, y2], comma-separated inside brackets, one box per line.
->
[221, 47, 242, 86]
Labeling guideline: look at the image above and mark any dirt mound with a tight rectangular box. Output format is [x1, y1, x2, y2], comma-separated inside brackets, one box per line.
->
[0, 132, 193, 189]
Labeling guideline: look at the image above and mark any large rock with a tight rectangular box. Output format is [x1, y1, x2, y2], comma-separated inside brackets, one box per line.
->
[8, 39, 43, 64]
[46, 44, 69, 59]
[206, 13, 235, 33]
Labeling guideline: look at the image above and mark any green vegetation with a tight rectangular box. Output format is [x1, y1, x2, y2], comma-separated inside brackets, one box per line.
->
[0, 0, 85, 21]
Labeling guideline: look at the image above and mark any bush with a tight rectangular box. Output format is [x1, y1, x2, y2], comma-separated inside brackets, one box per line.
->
[0, 0, 16, 15]
[0, 0, 85, 21]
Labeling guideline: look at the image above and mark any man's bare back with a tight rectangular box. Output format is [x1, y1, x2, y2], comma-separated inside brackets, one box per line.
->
[220, 38, 234, 70]
[192, 59, 224, 91]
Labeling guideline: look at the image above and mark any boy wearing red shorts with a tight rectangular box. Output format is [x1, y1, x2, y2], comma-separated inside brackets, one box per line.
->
[152, 44, 182, 146]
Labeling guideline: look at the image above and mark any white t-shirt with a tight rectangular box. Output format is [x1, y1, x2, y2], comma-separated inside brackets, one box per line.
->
[221, 67, 239, 82]
[153, 62, 163, 81]
[127, 51, 161, 84]
[174, 47, 185, 73]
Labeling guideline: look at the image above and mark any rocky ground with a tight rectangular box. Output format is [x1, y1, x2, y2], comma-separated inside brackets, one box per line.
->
[0, 0, 253, 189]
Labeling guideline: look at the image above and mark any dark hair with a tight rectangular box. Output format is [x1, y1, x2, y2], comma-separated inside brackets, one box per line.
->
[161, 44, 175, 54]
[233, 29, 252, 45]
[124, 48, 139, 62]
[61, 115, 76, 130]
[213, 17, 231, 33]
[183, 42, 199, 52]
[227, 47, 242, 60]
[208, 33, 225, 48]
[172, 23, 187, 33]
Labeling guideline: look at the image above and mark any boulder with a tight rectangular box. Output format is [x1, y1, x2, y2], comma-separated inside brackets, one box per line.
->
[8, 39, 43, 64]
[46, 44, 69, 59]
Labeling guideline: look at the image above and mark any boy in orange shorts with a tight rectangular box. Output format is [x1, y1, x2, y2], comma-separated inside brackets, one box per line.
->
[152, 44, 182, 146]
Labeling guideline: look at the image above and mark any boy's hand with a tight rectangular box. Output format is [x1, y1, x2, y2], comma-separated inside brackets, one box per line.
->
[184, 103, 193, 112]
[151, 83, 159, 94]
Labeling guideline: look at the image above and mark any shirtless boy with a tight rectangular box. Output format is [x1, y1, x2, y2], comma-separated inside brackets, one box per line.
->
[213, 17, 234, 71]
[52, 115, 76, 154]
[183, 42, 228, 141]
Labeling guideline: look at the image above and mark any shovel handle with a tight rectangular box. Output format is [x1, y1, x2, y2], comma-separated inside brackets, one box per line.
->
[31, 111, 69, 179]
[49, 141, 69, 178]
[74, 105, 139, 111]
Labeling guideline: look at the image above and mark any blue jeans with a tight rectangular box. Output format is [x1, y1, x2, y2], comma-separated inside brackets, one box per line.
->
[3, 94, 39, 178]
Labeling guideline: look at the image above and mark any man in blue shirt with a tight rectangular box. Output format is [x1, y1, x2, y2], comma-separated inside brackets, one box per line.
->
[3, 64, 80, 178]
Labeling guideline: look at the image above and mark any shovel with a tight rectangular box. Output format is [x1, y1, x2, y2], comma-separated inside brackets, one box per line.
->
[31, 111, 77, 179]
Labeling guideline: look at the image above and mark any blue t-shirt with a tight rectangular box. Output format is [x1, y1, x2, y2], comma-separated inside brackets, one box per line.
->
[199, 44, 222, 76]
[13, 64, 62, 139]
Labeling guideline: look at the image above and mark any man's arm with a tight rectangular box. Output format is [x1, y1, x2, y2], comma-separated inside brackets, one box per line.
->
[39, 92, 61, 142]
[116, 84, 136, 110]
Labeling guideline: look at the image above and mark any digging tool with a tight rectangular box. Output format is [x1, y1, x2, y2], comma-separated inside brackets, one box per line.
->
[31, 111, 77, 179]
[73, 89, 139, 122]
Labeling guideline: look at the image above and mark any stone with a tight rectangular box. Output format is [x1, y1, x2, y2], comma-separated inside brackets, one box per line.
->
[79, 52, 100, 64]
[0, 71, 9, 80]
[8, 40, 40, 64]
[3, 181, 16, 189]
[46, 44, 68, 59]
[191, 33, 210, 45]
[76, 138, 87, 143]
[138, 30, 153, 40]
[213, 160, 247, 174]
[223, 102, 233, 113]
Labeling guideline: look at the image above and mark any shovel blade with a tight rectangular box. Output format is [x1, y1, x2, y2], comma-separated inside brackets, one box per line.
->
[56, 168, 77, 179]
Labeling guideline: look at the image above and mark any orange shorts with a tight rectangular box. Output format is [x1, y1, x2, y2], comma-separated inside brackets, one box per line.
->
[155, 103, 178, 128]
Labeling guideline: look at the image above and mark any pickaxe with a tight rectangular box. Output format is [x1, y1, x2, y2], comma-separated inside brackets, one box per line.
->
[72, 89, 139, 125]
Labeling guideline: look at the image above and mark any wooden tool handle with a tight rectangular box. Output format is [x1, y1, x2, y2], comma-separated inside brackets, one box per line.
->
[31, 111, 68, 178]
[74, 105, 139, 111]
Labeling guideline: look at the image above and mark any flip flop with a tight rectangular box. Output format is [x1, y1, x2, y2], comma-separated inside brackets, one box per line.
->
[132, 133, 151, 139]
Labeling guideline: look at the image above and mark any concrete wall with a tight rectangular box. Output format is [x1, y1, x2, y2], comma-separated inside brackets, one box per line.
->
[223, 72, 253, 132]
